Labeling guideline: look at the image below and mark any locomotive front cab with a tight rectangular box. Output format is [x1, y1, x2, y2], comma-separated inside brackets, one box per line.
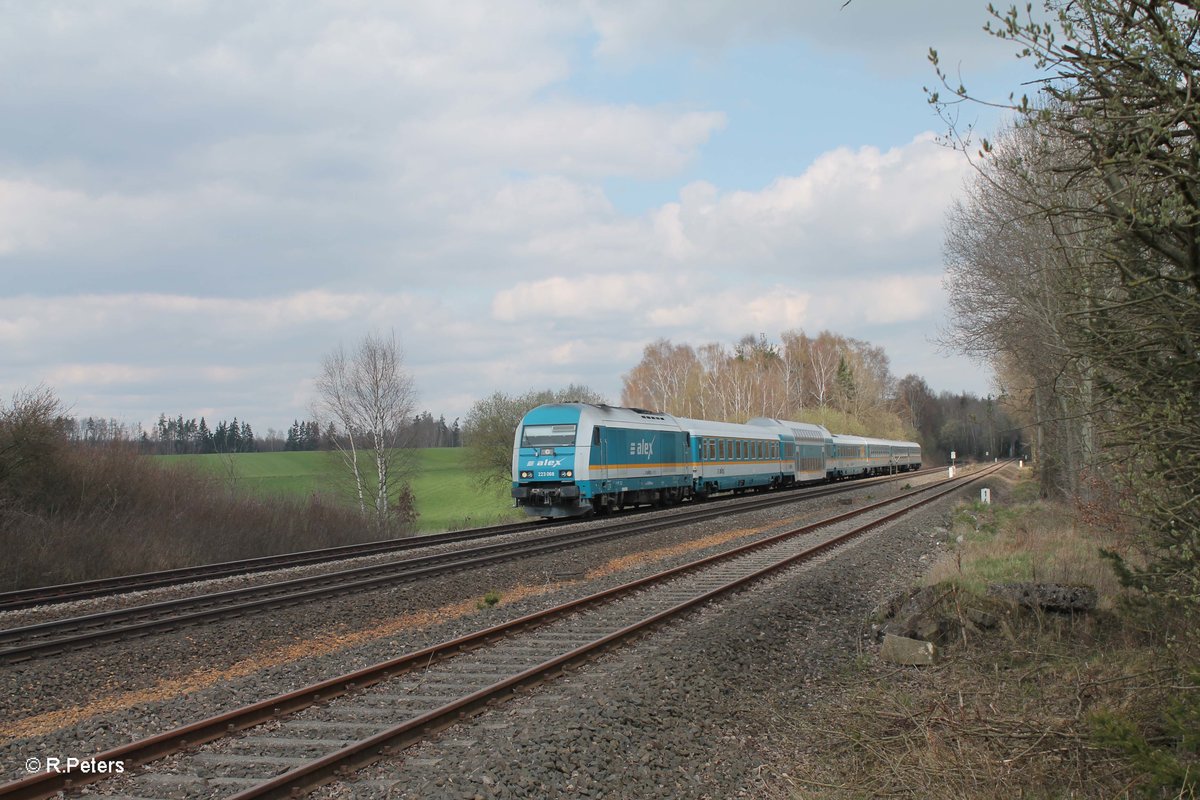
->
[511, 406, 591, 518]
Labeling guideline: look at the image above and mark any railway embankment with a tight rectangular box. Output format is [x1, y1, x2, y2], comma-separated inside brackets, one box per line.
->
[0, 471, 948, 790]
[6, 466, 1192, 798]
[762, 470, 1199, 799]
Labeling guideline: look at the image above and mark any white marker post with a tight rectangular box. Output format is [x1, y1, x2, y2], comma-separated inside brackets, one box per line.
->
[981, 488, 991, 505]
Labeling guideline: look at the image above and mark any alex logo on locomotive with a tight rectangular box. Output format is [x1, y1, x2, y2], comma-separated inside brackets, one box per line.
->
[628, 439, 654, 457]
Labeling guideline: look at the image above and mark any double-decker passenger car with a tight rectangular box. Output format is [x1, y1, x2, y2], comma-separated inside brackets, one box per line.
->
[679, 417, 786, 498]
[748, 417, 833, 485]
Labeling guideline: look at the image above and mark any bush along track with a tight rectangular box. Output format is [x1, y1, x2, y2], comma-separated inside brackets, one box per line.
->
[764, 469, 1199, 799]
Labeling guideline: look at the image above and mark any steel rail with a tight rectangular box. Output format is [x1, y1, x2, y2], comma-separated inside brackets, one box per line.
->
[0, 467, 942, 613]
[0, 462, 1004, 800]
[0, 467, 947, 664]
[0, 520, 541, 612]
[0, 465, 948, 663]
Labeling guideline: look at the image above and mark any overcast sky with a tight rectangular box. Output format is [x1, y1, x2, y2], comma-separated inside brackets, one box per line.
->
[0, 1, 1043, 432]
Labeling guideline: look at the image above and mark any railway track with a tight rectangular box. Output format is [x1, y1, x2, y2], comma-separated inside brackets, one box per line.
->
[0, 462, 1004, 800]
[0, 467, 943, 614]
[0, 468, 944, 664]
[0, 520, 542, 613]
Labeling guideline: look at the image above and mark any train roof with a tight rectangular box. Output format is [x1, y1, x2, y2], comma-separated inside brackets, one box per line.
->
[749, 417, 832, 442]
[521, 403, 680, 429]
[675, 417, 784, 439]
[833, 432, 920, 448]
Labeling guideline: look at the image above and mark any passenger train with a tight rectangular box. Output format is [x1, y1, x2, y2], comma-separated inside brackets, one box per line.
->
[511, 403, 922, 518]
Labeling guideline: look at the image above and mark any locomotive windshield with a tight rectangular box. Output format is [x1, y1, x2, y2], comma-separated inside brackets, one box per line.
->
[520, 424, 577, 448]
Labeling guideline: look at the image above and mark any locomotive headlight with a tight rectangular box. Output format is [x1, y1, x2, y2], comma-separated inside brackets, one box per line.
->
[519, 470, 533, 479]
[560, 469, 574, 479]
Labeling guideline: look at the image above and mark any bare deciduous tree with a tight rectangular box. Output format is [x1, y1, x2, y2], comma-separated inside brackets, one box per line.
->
[314, 331, 416, 530]
[932, 1, 1200, 603]
[620, 330, 910, 436]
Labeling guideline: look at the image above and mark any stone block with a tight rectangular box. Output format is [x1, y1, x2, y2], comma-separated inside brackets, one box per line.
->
[880, 634, 938, 665]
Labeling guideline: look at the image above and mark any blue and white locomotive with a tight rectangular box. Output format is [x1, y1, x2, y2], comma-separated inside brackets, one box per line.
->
[512, 403, 922, 518]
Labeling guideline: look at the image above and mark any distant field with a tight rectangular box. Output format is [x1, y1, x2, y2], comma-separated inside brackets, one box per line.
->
[158, 449, 522, 533]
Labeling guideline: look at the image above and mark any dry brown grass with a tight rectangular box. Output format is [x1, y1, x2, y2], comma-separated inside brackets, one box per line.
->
[924, 473, 1127, 608]
[758, 472, 1198, 799]
[0, 440, 398, 591]
[761, 614, 1164, 798]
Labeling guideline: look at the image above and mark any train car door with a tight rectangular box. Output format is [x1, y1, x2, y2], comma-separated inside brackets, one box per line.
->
[591, 426, 608, 481]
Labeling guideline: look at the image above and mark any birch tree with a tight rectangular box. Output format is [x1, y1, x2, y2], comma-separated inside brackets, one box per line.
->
[314, 332, 416, 530]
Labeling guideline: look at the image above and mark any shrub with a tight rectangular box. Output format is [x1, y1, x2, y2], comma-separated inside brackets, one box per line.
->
[0, 388, 409, 591]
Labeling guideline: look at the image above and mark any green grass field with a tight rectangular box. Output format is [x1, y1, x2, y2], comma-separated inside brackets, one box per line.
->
[158, 449, 522, 533]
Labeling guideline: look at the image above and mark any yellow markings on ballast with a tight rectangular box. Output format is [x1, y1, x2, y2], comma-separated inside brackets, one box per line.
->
[581, 520, 791, 579]
[2, 512, 808, 742]
[0, 599, 483, 743]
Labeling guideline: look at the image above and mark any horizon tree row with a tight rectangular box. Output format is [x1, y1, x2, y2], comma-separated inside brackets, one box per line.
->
[620, 331, 1020, 463]
[144, 414, 257, 455]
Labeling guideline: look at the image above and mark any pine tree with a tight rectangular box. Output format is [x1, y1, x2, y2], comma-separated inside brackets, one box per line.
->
[198, 417, 213, 454]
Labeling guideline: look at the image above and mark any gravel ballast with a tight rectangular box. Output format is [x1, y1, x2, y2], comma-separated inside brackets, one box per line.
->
[311, 479, 994, 799]
[0, 468, 972, 791]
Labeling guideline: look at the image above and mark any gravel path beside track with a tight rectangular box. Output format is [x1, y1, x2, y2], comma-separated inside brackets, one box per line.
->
[0, 468, 961, 789]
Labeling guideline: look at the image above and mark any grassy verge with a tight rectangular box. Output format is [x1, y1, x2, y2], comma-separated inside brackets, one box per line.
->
[763, 471, 1198, 799]
[159, 448, 523, 533]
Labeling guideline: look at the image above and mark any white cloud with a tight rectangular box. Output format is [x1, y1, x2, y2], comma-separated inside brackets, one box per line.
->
[584, 0, 1025, 70]
[492, 273, 675, 322]
[650, 134, 967, 272]
[413, 104, 725, 180]
[44, 363, 167, 387]
[851, 274, 943, 325]
[646, 286, 812, 334]
[0, 3, 1004, 427]
[0, 291, 429, 344]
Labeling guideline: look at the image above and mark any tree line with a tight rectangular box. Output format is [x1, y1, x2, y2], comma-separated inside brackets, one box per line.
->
[146, 414, 258, 454]
[57, 411, 462, 455]
[620, 331, 1020, 463]
[0, 386, 400, 591]
[932, 1, 1198, 606]
[458, 345, 1016, 488]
